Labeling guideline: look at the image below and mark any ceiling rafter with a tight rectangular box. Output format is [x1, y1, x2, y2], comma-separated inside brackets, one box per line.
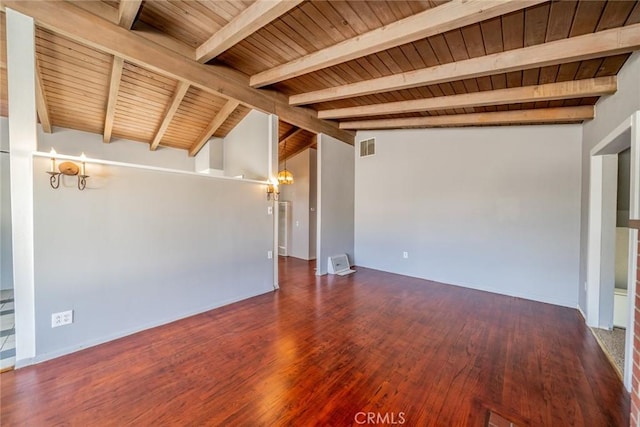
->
[319, 77, 617, 119]
[150, 81, 190, 151]
[101, 0, 142, 143]
[103, 55, 123, 143]
[188, 99, 240, 157]
[196, 0, 304, 64]
[290, 23, 640, 106]
[2, 0, 353, 144]
[279, 126, 302, 144]
[250, 0, 546, 88]
[34, 60, 52, 133]
[118, 0, 142, 29]
[339, 106, 595, 130]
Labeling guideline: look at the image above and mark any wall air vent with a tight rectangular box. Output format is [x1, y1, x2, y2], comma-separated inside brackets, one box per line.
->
[359, 138, 375, 157]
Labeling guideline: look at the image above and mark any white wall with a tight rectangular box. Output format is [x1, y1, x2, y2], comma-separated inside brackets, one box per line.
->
[355, 125, 582, 308]
[209, 137, 224, 170]
[224, 110, 272, 180]
[280, 148, 313, 260]
[2, 117, 276, 363]
[28, 126, 275, 361]
[32, 156, 273, 361]
[32, 120, 195, 171]
[580, 52, 640, 311]
[195, 137, 224, 175]
[316, 134, 355, 275]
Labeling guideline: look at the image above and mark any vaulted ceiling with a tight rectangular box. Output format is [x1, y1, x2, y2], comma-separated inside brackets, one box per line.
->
[1, 0, 639, 161]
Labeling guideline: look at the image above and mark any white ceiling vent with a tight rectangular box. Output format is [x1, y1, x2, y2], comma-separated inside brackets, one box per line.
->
[359, 138, 375, 157]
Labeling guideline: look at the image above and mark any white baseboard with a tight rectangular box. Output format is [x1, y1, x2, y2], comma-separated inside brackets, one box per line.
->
[355, 264, 577, 308]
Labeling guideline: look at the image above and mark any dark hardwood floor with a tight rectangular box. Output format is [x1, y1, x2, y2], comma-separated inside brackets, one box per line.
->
[1, 258, 628, 426]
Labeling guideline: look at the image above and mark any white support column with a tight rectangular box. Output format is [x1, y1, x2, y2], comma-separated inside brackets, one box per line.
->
[315, 134, 323, 276]
[268, 114, 279, 289]
[6, 8, 38, 364]
[598, 155, 618, 328]
[586, 156, 603, 327]
[586, 154, 618, 328]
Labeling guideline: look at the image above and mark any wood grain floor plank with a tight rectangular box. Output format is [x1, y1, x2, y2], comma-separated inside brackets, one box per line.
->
[0, 258, 629, 425]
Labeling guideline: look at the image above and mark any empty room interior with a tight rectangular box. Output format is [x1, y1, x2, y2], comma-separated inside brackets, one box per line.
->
[2, 0, 640, 425]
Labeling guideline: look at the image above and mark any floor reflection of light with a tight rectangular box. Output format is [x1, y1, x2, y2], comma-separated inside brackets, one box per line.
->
[257, 334, 299, 422]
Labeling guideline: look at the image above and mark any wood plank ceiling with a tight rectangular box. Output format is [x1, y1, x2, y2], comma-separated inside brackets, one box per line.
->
[1, 0, 640, 161]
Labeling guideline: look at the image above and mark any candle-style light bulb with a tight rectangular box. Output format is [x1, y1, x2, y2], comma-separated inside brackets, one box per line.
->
[50, 148, 57, 173]
[80, 152, 86, 176]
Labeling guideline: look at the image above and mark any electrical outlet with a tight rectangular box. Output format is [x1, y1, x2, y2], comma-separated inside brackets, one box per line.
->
[403, 251, 409, 259]
[267, 250, 273, 259]
[52, 310, 73, 328]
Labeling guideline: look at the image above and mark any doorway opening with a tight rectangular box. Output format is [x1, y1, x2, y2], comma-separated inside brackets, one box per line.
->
[587, 112, 640, 390]
[275, 121, 318, 287]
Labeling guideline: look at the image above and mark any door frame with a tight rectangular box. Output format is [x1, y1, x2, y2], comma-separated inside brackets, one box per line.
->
[587, 112, 640, 389]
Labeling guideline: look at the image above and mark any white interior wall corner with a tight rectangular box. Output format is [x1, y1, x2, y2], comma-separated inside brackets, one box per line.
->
[6, 8, 38, 363]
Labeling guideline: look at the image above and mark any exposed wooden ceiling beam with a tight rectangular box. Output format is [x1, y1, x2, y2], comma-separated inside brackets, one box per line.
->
[197, 0, 304, 64]
[150, 81, 190, 151]
[133, 22, 196, 59]
[85, 0, 139, 143]
[118, 0, 142, 29]
[279, 126, 303, 144]
[3, 0, 354, 145]
[103, 56, 124, 143]
[339, 106, 595, 130]
[70, 2, 195, 58]
[189, 100, 240, 157]
[319, 77, 617, 119]
[34, 60, 52, 133]
[251, 0, 546, 88]
[72, 0, 118, 24]
[291, 23, 640, 106]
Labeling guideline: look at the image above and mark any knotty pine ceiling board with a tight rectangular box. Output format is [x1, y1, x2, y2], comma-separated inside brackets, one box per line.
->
[280, 131, 315, 162]
[278, 120, 295, 140]
[160, 85, 228, 149]
[2, 1, 639, 136]
[278, 120, 316, 162]
[35, 27, 112, 135]
[291, 0, 637, 115]
[112, 61, 178, 144]
[138, 0, 255, 48]
[216, 0, 436, 75]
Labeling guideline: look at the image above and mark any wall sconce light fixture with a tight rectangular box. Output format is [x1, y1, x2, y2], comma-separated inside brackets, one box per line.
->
[47, 148, 89, 190]
[266, 182, 279, 201]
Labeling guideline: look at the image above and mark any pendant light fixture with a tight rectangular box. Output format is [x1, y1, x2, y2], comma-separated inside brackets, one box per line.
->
[277, 139, 294, 185]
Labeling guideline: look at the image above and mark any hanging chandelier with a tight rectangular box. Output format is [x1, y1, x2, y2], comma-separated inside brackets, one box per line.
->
[278, 139, 294, 185]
